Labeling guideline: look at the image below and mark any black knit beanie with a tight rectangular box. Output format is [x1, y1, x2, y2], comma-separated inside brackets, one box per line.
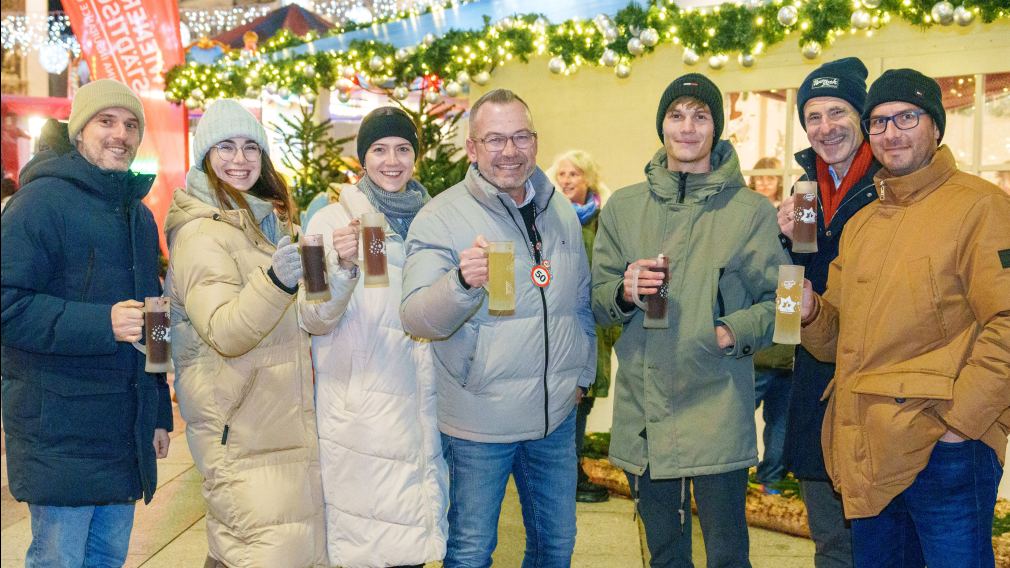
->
[356, 106, 419, 163]
[862, 69, 945, 142]
[797, 57, 869, 129]
[656, 73, 724, 147]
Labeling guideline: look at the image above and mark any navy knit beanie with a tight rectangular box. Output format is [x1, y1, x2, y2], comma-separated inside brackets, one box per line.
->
[863, 69, 946, 142]
[356, 106, 419, 164]
[797, 57, 869, 129]
[656, 73, 724, 147]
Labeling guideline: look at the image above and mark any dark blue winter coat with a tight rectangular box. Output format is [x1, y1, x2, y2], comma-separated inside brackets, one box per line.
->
[781, 146, 880, 481]
[1, 149, 173, 506]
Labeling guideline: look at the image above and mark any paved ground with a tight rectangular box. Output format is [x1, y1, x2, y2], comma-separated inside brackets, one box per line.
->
[1, 404, 818, 567]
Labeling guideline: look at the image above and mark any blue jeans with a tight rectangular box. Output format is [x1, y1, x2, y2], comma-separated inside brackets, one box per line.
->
[26, 503, 135, 568]
[441, 408, 577, 568]
[754, 368, 791, 484]
[851, 439, 1001, 568]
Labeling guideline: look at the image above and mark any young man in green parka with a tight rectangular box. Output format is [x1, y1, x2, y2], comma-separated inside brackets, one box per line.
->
[591, 74, 790, 567]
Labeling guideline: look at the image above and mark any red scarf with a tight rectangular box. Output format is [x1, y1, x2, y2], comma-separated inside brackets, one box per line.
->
[815, 141, 874, 226]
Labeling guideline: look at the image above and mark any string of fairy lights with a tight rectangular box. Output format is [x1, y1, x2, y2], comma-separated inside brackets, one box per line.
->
[163, 0, 1007, 109]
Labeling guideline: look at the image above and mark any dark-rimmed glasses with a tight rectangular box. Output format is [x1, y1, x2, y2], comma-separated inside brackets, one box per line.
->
[213, 142, 262, 162]
[471, 131, 538, 152]
[862, 110, 928, 136]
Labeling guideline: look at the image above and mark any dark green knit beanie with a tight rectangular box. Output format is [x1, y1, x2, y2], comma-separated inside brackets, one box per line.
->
[863, 69, 945, 142]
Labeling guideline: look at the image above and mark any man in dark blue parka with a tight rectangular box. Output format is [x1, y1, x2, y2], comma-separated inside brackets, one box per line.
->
[1, 79, 173, 567]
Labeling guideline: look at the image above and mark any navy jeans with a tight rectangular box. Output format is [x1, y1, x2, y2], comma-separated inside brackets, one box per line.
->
[26, 503, 135, 568]
[851, 439, 1001, 568]
[441, 408, 577, 568]
[629, 467, 752, 568]
[754, 368, 791, 484]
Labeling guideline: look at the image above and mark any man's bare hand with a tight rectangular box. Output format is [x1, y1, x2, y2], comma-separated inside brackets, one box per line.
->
[622, 259, 664, 304]
[112, 300, 144, 342]
[800, 279, 817, 321]
[777, 195, 797, 240]
[153, 428, 170, 458]
[460, 235, 490, 288]
[715, 325, 736, 349]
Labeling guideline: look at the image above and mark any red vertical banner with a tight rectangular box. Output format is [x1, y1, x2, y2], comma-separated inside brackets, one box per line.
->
[62, 0, 188, 255]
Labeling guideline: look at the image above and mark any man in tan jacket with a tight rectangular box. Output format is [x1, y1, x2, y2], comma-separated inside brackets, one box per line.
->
[799, 68, 1010, 567]
[799, 68, 1010, 561]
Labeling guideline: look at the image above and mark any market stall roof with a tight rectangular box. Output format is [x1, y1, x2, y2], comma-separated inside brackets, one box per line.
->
[214, 4, 334, 49]
[274, 0, 686, 60]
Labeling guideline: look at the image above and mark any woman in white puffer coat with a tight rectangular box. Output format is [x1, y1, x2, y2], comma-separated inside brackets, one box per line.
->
[299, 107, 448, 568]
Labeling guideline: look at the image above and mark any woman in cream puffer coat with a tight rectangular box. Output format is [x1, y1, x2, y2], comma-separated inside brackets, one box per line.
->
[165, 100, 328, 568]
[299, 107, 448, 568]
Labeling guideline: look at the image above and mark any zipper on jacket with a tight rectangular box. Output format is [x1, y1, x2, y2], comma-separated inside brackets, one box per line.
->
[677, 172, 688, 204]
[80, 248, 96, 301]
[498, 196, 552, 438]
[878, 179, 887, 201]
[220, 370, 261, 445]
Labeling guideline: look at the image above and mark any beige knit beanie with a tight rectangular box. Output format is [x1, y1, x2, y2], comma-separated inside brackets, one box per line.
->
[68, 79, 146, 143]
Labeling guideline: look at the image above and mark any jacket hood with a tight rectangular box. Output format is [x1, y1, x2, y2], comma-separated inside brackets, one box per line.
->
[644, 140, 745, 205]
[20, 149, 154, 204]
[165, 186, 221, 247]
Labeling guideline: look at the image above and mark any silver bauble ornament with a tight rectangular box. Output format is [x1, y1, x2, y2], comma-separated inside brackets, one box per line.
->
[185, 97, 199, 109]
[851, 9, 871, 29]
[445, 81, 462, 97]
[739, 53, 756, 68]
[424, 90, 440, 104]
[336, 77, 355, 91]
[627, 38, 644, 56]
[615, 63, 631, 79]
[954, 5, 975, 25]
[304, 64, 316, 78]
[456, 70, 471, 85]
[392, 86, 409, 100]
[931, 1, 955, 24]
[278, 87, 291, 98]
[423, 33, 436, 46]
[305, 92, 317, 103]
[640, 28, 660, 47]
[369, 55, 384, 71]
[498, 17, 514, 29]
[603, 27, 619, 43]
[245, 87, 260, 99]
[337, 90, 351, 103]
[341, 65, 356, 79]
[473, 71, 491, 85]
[862, 0, 881, 7]
[548, 56, 566, 74]
[708, 55, 726, 69]
[802, 41, 822, 60]
[600, 49, 619, 67]
[682, 48, 700, 66]
[395, 48, 410, 62]
[778, 5, 799, 26]
[191, 88, 205, 100]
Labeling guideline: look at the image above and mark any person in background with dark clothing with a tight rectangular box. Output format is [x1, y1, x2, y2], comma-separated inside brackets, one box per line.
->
[777, 57, 878, 568]
[1, 78, 172, 568]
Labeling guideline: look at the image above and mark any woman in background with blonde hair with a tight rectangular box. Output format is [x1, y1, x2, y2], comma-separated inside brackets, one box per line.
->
[550, 149, 619, 504]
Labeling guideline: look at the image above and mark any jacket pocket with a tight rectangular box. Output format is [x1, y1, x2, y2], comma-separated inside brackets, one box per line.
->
[850, 371, 954, 400]
[904, 256, 948, 345]
[221, 369, 261, 446]
[38, 369, 134, 458]
[80, 248, 96, 301]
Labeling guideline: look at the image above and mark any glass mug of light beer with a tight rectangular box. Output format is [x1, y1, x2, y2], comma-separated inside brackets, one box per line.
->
[630, 254, 670, 329]
[300, 233, 331, 301]
[773, 264, 804, 344]
[132, 297, 172, 373]
[792, 181, 818, 253]
[360, 212, 389, 288]
[485, 241, 516, 315]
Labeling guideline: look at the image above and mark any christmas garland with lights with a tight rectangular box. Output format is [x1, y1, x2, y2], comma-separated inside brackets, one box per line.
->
[165, 0, 1008, 107]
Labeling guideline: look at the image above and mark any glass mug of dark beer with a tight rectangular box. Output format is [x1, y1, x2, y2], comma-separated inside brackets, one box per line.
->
[630, 254, 670, 329]
[132, 297, 172, 373]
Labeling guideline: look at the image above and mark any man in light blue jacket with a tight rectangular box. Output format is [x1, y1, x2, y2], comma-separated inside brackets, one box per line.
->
[401, 88, 596, 568]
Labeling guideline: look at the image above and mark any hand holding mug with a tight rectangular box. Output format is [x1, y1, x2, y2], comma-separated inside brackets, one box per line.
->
[622, 259, 664, 304]
[800, 278, 816, 321]
[332, 219, 360, 270]
[777, 195, 797, 239]
[459, 235, 490, 288]
[111, 300, 144, 342]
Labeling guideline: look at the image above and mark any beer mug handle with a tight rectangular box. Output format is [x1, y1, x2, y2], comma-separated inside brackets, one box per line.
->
[131, 341, 147, 355]
[630, 265, 648, 311]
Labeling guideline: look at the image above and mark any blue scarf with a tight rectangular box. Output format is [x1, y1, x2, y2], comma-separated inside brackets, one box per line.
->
[573, 191, 601, 226]
[357, 174, 431, 239]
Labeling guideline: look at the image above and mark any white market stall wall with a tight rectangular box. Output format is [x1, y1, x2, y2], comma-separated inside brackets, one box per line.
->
[467, 20, 1010, 489]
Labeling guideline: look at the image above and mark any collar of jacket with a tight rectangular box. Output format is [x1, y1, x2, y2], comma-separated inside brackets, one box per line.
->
[25, 149, 155, 205]
[874, 145, 957, 206]
[165, 187, 276, 253]
[462, 163, 556, 216]
[644, 140, 745, 206]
